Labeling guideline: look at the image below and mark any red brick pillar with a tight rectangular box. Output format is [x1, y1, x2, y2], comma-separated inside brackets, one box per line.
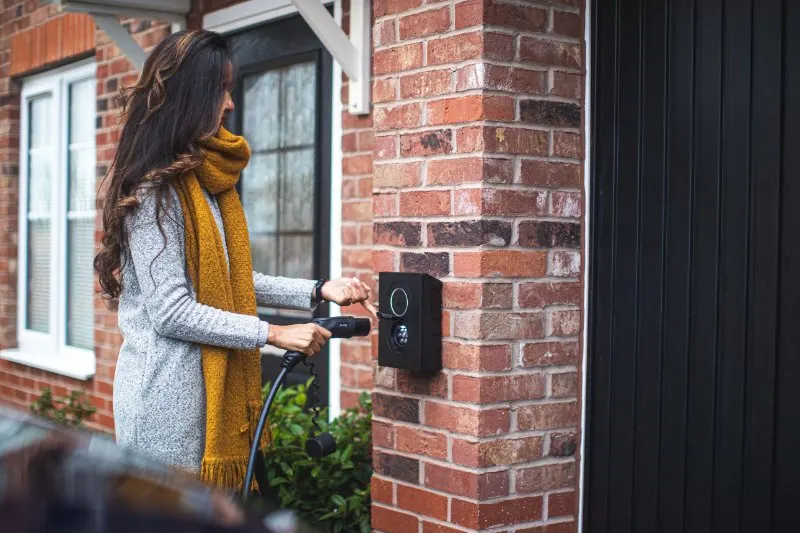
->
[370, 0, 585, 531]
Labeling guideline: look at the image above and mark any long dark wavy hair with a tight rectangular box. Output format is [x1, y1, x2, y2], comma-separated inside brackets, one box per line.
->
[94, 30, 233, 300]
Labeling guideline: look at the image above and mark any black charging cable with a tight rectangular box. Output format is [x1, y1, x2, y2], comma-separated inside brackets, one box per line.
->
[242, 316, 371, 501]
[301, 357, 337, 458]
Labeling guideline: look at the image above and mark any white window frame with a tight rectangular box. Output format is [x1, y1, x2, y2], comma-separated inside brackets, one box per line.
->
[1, 60, 97, 380]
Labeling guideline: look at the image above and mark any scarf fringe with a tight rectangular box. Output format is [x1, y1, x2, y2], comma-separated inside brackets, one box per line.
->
[200, 456, 253, 492]
[198, 403, 272, 494]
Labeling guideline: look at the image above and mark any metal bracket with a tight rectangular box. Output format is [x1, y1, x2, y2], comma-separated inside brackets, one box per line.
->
[90, 13, 184, 72]
[290, 0, 371, 115]
[91, 14, 146, 71]
[47, 0, 371, 115]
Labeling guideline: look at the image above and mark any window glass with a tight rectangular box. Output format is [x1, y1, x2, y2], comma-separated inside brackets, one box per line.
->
[66, 78, 96, 350]
[241, 61, 317, 287]
[26, 95, 53, 333]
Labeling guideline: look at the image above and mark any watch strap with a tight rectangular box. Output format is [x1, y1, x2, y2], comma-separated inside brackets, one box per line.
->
[313, 279, 327, 304]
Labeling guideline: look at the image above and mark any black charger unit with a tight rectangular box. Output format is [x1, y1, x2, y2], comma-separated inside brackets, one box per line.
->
[377, 272, 443, 372]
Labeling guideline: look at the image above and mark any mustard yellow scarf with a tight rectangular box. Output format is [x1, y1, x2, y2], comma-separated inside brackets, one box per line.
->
[174, 127, 269, 491]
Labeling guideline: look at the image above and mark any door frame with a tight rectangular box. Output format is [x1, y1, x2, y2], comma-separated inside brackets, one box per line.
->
[578, 0, 593, 531]
[204, 0, 345, 417]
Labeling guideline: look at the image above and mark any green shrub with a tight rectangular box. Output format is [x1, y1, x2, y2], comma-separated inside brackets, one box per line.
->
[261, 378, 372, 533]
[30, 387, 96, 427]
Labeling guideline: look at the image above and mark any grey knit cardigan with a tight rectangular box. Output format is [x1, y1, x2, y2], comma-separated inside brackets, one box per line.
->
[113, 188, 316, 473]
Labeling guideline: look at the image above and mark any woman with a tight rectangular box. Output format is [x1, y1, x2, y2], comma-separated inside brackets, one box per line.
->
[94, 30, 376, 490]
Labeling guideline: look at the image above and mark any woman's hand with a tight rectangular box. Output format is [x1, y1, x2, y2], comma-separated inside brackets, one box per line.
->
[267, 323, 332, 356]
[320, 277, 378, 317]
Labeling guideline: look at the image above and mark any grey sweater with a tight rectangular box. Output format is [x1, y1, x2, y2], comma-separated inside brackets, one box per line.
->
[113, 188, 316, 473]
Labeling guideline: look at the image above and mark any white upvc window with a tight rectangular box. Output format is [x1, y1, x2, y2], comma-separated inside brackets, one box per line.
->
[2, 61, 97, 380]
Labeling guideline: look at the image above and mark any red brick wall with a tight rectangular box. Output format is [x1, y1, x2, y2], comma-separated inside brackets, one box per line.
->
[369, 0, 586, 531]
[0, 2, 24, 357]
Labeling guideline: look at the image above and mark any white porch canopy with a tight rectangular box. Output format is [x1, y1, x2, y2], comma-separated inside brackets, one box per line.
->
[44, 0, 371, 114]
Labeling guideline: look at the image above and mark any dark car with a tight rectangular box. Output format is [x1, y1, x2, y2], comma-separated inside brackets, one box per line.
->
[0, 406, 317, 533]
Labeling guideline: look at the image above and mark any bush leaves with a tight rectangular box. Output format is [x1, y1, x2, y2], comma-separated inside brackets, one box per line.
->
[259, 378, 372, 533]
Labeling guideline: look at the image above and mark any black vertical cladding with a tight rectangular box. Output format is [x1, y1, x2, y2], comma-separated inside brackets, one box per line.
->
[606, 0, 642, 530]
[711, 0, 752, 529]
[657, 0, 694, 530]
[683, 0, 723, 530]
[585, 0, 618, 527]
[741, 0, 783, 529]
[586, 0, 799, 532]
[772, 3, 800, 530]
[630, 0, 668, 531]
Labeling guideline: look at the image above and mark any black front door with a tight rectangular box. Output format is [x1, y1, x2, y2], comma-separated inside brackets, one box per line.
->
[227, 15, 333, 404]
[586, 0, 800, 532]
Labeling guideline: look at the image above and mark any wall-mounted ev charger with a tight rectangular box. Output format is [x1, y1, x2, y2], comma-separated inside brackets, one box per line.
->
[377, 272, 442, 372]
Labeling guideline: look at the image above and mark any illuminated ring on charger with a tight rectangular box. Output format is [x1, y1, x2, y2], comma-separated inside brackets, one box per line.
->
[389, 287, 409, 317]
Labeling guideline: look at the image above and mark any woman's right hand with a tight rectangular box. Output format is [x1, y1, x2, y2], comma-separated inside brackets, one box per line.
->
[267, 323, 332, 356]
